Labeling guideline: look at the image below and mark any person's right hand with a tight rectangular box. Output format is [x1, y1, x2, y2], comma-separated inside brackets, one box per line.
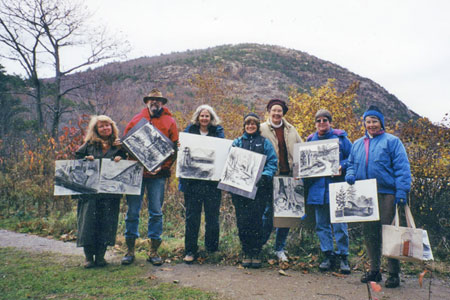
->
[85, 155, 94, 161]
[345, 175, 355, 185]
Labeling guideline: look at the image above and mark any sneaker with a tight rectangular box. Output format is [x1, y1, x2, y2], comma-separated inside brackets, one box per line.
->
[242, 254, 252, 268]
[183, 252, 196, 264]
[319, 252, 335, 271]
[339, 255, 351, 274]
[385, 273, 400, 288]
[251, 257, 262, 269]
[275, 250, 288, 262]
[361, 271, 382, 283]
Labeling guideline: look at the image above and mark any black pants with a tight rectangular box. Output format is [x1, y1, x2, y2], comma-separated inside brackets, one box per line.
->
[184, 181, 222, 253]
[232, 184, 270, 256]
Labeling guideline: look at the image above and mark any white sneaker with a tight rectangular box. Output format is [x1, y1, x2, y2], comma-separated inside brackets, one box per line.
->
[275, 250, 288, 262]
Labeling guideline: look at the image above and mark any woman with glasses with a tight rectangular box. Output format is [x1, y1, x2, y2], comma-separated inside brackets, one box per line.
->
[304, 109, 352, 273]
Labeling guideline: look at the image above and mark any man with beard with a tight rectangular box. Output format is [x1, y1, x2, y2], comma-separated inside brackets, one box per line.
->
[121, 88, 178, 266]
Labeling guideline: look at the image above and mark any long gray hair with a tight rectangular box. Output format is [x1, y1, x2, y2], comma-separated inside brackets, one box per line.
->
[190, 104, 221, 126]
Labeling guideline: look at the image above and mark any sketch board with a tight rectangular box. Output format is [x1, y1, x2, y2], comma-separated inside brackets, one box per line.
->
[293, 139, 340, 178]
[99, 159, 143, 195]
[217, 147, 266, 199]
[176, 132, 233, 181]
[121, 119, 174, 172]
[273, 177, 305, 218]
[54, 159, 100, 195]
[329, 179, 380, 223]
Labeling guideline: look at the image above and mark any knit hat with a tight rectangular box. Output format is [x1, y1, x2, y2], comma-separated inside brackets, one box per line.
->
[267, 99, 288, 115]
[243, 112, 261, 132]
[315, 109, 332, 123]
[143, 88, 168, 104]
[363, 105, 385, 129]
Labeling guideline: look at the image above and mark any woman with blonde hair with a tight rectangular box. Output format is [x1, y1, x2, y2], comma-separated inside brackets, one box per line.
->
[75, 115, 127, 268]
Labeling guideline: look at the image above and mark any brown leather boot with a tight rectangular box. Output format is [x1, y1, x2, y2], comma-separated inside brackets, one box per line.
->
[147, 239, 163, 266]
[121, 237, 136, 265]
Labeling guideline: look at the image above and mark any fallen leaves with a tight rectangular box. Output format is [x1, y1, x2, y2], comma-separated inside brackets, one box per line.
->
[419, 269, 431, 288]
[278, 270, 290, 277]
[370, 281, 382, 292]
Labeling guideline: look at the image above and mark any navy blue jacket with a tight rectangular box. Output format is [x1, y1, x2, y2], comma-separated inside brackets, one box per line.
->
[232, 132, 278, 178]
[305, 128, 352, 205]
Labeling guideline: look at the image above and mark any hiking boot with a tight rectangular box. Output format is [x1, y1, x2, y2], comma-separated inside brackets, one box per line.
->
[251, 257, 262, 269]
[339, 255, 351, 274]
[121, 237, 136, 265]
[242, 254, 252, 268]
[361, 270, 382, 283]
[275, 250, 288, 262]
[319, 251, 335, 271]
[385, 273, 400, 288]
[183, 252, 196, 264]
[147, 239, 163, 266]
[95, 246, 108, 267]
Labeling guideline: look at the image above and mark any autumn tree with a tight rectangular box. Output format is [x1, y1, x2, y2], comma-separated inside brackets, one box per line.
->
[286, 79, 364, 140]
[0, 0, 130, 136]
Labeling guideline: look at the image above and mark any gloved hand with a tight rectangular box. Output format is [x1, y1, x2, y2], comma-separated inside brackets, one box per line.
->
[394, 197, 407, 206]
[256, 175, 271, 188]
[345, 175, 355, 185]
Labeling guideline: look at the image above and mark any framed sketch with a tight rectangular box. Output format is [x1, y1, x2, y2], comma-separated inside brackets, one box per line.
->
[54, 159, 100, 195]
[218, 147, 266, 199]
[329, 179, 380, 223]
[99, 159, 143, 195]
[121, 119, 175, 172]
[293, 139, 340, 178]
[176, 132, 233, 181]
[273, 177, 305, 219]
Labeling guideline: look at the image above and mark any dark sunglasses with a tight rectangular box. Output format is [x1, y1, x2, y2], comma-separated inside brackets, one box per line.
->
[315, 118, 329, 123]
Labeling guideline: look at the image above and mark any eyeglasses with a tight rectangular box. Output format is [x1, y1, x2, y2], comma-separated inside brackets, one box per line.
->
[315, 118, 329, 123]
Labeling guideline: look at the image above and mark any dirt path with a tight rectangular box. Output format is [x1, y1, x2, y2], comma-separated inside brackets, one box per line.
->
[1, 229, 449, 300]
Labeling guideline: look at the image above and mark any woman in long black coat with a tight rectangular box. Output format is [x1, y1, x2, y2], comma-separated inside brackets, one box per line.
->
[75, 115, 126, 268]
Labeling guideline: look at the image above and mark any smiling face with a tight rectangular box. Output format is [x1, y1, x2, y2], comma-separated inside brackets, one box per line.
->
[315, 117, 331, 136]
[364, 116, 382, 135]
[269, 104, 284, 125]
[245, 120, 258, 135]
[198, 109, 211, 128]
[97, 121, 112, 139]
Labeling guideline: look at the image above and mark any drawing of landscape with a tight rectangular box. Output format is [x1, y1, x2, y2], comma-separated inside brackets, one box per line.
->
[99, 159, 143, 195]
[329, 179, 379, 223]
[178, 146, 215, 179]
[295, 139, 339, 178]
[273, 177, 305, 218]
[220, 147, 264, 192]
[122, 120, 174, 172]
[54, 159, 100, 195]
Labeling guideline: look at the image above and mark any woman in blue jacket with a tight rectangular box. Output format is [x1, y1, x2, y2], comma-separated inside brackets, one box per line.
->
[305, 109, 352, 274]
[180, 105, 224, 263]
[232, 112, 278, 268]
[345, 105, 411, 288]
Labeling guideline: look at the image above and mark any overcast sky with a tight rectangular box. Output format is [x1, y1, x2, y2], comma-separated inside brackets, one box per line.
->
[2, 0, 449, 123]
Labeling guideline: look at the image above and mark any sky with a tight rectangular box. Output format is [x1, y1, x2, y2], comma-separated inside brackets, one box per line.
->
[2, 0, 449, 123]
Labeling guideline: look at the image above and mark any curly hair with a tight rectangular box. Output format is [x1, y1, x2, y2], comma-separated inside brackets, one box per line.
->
[190, 104, 221, 126]
[84, 115, 119, 145]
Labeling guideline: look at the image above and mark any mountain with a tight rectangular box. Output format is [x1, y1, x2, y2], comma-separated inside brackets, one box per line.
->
[75, 43, 419, 123]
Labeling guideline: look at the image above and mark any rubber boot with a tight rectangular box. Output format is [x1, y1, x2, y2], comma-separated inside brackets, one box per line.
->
[121, 237, 136, 265]
[83, 245, 96, 269]
[147, 239, 163, 266]
[95, 245, 107, 267]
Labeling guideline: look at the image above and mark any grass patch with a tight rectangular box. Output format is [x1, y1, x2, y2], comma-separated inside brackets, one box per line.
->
[0, 248, 224, 300]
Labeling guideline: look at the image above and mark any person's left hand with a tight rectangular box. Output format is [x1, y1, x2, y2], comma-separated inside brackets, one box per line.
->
[113, 156, 122, 162]
[150, 166, 162, 175]
[394, 197, 407, 206]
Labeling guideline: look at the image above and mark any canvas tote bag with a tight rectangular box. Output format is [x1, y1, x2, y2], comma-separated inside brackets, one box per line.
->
[382, 205, 433, 262]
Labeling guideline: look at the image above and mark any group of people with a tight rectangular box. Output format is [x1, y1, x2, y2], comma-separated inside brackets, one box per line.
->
[75, 88, 411, 289]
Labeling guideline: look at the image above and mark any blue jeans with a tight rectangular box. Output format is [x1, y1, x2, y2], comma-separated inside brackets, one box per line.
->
[262, 198, 290, 252]
[124, 177, 166, 240]
[314, 204, 349, 255]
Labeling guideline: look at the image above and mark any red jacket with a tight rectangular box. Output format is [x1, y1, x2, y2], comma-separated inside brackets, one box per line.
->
[124, 106, 179, 178]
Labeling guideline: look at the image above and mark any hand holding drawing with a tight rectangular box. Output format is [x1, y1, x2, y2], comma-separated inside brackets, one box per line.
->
[345, 174, 355, 185]
[150, 166, 161, 175]
[112, 138, 122, 147]
[113, 156, 122, 162]
[85, 155, 94, 161]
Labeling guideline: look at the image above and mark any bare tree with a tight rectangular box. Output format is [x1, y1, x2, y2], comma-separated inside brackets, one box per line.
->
[0, 0, 130, 136]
